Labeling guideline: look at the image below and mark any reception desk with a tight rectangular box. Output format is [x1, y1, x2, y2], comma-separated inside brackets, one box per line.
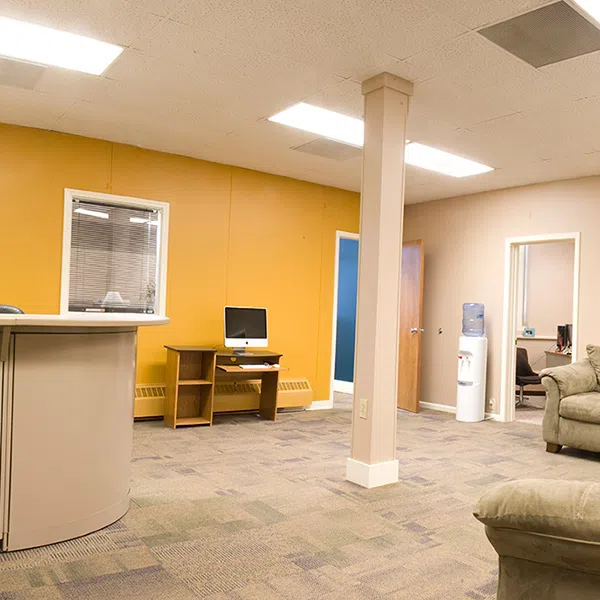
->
[0, 314, 168, 551]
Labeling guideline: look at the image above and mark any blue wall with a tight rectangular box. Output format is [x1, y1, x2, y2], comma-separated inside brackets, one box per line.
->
[334, 238, 359, 383]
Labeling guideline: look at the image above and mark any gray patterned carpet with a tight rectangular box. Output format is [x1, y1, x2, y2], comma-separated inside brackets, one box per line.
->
[1, 396, 600, 600]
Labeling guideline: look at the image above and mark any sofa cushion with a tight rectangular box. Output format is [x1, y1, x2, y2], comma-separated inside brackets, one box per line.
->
[541, 360, 598, 399]
[560, 392, 600, 424]
[586, 345, 600, 387]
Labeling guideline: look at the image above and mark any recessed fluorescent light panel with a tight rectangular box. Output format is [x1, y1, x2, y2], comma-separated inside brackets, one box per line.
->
[405, 143, 493, 178]
[268, 102, 364, 147]
[269, 102, 493, 177]
[74, 208, 109, 219]
[0, 17, 123, 75]
[572, 0, 600, 25]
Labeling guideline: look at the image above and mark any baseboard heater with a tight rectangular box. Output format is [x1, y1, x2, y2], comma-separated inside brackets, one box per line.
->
[134, 378, 313, 419]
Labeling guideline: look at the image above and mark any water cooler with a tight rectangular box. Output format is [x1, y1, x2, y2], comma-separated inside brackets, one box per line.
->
[456, 303, 488, 423]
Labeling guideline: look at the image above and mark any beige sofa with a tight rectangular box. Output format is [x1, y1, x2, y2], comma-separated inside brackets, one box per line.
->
[540, 345, 600, 454]
[474, 479, 600, 600]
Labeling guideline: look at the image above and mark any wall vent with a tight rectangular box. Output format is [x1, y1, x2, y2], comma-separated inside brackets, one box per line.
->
[135, 384, 166, 400]
[292, 138, 362, 161]
[478, 1, 600, 68]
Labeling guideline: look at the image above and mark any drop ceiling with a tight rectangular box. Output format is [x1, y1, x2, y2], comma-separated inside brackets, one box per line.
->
[1, 0, 600, 203]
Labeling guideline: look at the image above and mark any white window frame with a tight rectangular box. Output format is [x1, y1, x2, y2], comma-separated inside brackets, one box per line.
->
[60, 188, 170, 317]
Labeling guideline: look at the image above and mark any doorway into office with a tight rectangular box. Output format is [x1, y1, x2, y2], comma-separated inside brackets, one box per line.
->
[500, 233, 580, 423]
[328, 232, 359, 409]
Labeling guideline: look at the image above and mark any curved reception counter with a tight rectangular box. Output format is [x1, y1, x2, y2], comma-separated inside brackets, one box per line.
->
[0, 314, 168, 552]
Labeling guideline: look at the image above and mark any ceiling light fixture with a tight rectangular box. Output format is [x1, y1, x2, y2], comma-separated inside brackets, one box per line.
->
[269, 102, 493, 177]
[74, 208, 109, 219]
[571, 0, 600, 25]
[0, 16, 123, 75]
[268, 102, 364, 147]
[405, 142, 494, 178]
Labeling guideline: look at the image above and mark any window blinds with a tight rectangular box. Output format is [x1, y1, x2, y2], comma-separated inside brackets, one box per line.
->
[69, 199, 160, 313]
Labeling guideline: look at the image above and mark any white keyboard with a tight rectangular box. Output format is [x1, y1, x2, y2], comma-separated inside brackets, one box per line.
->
[239, 364, 269, 370]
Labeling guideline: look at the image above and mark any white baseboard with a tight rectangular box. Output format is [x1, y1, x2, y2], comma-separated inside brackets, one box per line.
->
[333, 380, 354, 394]
[420, 401, 456, 414]
[420, 401, 500, 422]
[346, 458, 399, 489]
[308, 399, 333, 411]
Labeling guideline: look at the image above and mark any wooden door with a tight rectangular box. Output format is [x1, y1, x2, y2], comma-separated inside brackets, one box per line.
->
[398, 240, 425, 412]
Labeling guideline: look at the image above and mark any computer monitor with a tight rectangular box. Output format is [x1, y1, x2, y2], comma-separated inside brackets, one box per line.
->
[224, 306, 268, 353]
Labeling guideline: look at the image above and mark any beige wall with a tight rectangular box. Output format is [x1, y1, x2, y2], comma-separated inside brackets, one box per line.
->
[525, 241, 574, 337]
[403, 175, 599, 412]
[516, 339, 554, 373]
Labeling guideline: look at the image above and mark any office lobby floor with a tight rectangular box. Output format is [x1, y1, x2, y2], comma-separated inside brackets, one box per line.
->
[2, 398, 599, 600]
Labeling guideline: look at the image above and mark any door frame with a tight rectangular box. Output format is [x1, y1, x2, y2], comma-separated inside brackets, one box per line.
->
[499, 232, 581, 422]
[327, 230, 360, 408]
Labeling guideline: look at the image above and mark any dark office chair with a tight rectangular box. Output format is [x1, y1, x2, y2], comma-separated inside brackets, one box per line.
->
[515, 347, 542, 405]
[0, 305, 24, 314]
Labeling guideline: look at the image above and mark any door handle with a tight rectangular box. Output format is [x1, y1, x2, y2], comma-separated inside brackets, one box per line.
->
[410, 328, 425, 334]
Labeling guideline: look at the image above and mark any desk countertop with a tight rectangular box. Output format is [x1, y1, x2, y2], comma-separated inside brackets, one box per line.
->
[0, 314, 170, 327]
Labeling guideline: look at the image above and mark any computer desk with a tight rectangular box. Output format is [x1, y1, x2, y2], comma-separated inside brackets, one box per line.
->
[216, 350, 284, 421]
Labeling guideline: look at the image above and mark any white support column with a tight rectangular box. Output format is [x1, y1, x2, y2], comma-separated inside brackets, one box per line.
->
[346, 73, 413, 489]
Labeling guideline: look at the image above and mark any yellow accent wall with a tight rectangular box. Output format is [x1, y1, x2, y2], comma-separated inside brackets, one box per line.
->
[0, 123, 360, 407]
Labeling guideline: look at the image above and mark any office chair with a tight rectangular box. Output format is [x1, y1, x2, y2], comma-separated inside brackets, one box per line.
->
[0, 305, 24, 314]
[515, 347, 542, 406]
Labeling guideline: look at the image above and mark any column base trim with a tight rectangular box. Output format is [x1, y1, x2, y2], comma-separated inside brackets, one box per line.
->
[346, 458, 399, 489]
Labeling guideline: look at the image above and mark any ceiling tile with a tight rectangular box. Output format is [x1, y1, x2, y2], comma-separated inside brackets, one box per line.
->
[299, 0, 467, 59]
[34, 68, 107, 103]
[0, 0, 162, 47]
[173, 0, 399, 79]
[406, 32, 578, 112]
[306, 80, 364, 119]
[0, 86, 74, 130]
[540, 51, 600, 100]
[419, 0, 555, 29]
[56, 99, 221, 151]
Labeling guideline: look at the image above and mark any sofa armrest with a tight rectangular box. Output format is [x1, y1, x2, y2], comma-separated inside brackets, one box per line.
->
[474, 479, 600, 543]
[541, 376, 560, 445]
[540, 359, 598, 400]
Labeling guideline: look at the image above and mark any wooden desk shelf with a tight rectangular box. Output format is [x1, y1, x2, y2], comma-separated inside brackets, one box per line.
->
[164, 347, 285, 426]
[164, 346, 217, 428]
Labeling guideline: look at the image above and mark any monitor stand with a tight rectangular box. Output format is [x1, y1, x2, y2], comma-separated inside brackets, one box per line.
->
[232, 348, 253, 356]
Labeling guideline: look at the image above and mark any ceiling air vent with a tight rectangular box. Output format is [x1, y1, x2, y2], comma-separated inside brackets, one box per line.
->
[478, 1, 600, 68]
[0, 57, 46, 90]
[292, 137, 362, 161]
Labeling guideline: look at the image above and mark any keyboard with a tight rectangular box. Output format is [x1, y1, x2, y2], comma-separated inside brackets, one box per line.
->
[239, 364, 269, 370]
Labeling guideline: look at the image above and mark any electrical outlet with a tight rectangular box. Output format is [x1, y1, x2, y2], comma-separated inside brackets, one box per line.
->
[489, 397, 496, 412]
[359, 398, 368, 419]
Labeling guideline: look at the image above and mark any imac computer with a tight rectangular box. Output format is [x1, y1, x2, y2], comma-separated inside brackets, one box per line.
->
[224, 306, 268, 354]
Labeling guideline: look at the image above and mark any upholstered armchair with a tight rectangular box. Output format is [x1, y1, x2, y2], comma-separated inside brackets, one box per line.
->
[474, 479, 600, 600]
[540, 345, 600, 454]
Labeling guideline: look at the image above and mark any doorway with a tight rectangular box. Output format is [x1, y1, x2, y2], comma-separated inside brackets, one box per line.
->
[500, 233, 580, 423]
[328, 232, 425, 412]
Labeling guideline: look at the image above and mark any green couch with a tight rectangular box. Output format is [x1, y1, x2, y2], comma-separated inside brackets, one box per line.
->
[474, 479, 600, 600]
[540, 345, 600, 454]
